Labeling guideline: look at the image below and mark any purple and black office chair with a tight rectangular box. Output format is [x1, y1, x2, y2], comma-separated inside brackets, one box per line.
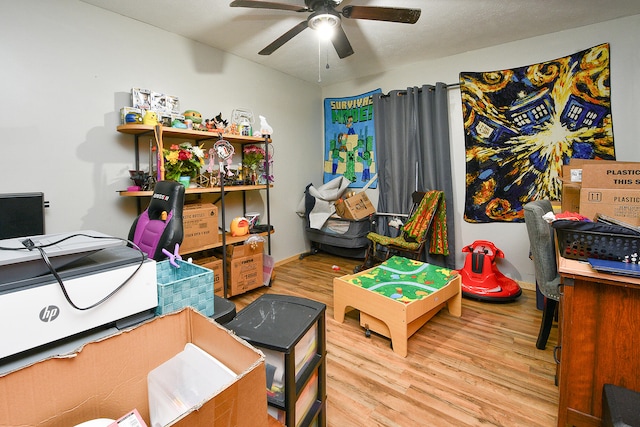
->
[128, 180, 185, 261]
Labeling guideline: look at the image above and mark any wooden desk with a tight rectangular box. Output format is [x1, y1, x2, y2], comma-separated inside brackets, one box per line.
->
[557, 257, 640, 427]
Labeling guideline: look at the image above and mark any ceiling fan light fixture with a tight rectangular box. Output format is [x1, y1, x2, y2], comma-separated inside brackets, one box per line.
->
[308, 10, 339, 40]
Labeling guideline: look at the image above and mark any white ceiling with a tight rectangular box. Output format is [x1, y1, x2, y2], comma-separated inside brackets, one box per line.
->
[81, 0, 640, 87]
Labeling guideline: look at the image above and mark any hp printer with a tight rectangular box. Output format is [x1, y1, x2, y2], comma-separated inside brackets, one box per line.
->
[0, 230, 157, 360]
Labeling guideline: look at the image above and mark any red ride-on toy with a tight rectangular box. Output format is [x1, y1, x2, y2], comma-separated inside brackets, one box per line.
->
[457, 240, 522, 302]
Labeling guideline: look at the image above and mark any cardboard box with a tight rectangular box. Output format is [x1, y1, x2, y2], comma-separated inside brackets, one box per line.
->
[181, 203, 219, 254]
[335, 192, 376, 220]
[561, 182, 581, 213]
[580, 161, 640, 189]
[196, 256, 224, 296]
[565, 161, 640, 224]
[0, 308, 267, 427]
[226, 242, 264, 297]
[560, 160, 638, 214]
[561, 158, 617, 184]
[579, 188, 640, 225]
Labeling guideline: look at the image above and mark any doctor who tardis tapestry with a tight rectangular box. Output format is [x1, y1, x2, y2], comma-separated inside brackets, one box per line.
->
[324, 89, 381, 188]
[460, 43, 615, 223]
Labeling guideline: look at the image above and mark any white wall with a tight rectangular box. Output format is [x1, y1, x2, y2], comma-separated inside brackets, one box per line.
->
[3, 2, 638, 281]
[0, 0, 324, 264]
[322, 15, 640, 285]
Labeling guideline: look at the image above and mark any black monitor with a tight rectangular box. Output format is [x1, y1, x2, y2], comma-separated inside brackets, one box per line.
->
[0, 193, 45, 239]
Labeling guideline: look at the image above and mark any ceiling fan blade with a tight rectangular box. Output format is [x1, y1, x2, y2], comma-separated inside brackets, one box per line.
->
[341, 6, 421, 24]
[259, 20, 309, 55]
[331, 25, 354, 59]
[230, 0, 309, 12]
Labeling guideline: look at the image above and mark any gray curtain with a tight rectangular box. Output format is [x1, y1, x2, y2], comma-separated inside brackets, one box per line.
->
[372, 83, 455, 269]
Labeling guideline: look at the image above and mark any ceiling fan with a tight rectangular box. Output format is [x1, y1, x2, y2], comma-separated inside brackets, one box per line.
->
[230, 0, 421, 59]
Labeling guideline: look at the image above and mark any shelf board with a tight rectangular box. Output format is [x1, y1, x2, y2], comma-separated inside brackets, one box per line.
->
[118, 184, 271, 197]
[180, 230, 274, 255]
[117, 124, 268, 144]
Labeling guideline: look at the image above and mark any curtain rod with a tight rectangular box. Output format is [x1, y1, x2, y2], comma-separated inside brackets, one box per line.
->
[380, 82, 461, 98]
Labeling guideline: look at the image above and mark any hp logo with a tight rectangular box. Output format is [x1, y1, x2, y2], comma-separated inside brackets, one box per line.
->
[39, 305, 60, 322]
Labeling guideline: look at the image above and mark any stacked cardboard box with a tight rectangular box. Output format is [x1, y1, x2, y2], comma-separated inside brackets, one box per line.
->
[561, 159, 640, 226]
[579, 162, 640, 225]
[196, 255, 224, 296]
[181, 203, 219, 254]
[226, 241, 264, 297]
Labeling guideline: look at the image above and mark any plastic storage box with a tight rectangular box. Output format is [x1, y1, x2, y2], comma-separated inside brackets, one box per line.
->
[225, 294, 326, 427]
[156, 260, 214, 316]
[147, 343, 237, 427]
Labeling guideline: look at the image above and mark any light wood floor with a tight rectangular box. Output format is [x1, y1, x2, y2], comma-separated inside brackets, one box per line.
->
[230, 252, 559, 427]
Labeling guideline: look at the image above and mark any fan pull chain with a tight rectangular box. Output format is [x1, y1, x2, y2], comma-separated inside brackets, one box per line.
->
[318, 38, 322, 82]
[318, 39, 331, 82]
[326, 43, 330, 69]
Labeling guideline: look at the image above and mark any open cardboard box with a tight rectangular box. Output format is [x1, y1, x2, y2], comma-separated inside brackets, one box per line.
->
[0, 308, 267, 427]
[335, 192, 376, 220]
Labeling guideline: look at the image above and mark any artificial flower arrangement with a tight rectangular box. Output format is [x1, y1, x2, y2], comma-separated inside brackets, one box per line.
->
[163, 142, 206, 182]
[243, 144, 274, 183]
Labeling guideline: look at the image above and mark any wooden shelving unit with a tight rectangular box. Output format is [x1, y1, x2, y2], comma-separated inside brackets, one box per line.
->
[119, 183, 271, 197]
[116, 123, 273, 297]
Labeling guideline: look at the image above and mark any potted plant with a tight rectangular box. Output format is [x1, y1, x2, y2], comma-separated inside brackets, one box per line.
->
[162, 142, 206, 185]
[243, 144, 273, 184]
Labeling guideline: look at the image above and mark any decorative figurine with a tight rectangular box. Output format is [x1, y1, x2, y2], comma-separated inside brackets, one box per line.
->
[142, 110, 158, 126]
[231, 108, 254, 135]
[125, 112, 143, 124]
[213, 139, 235, 177]
[171, 118, 187, 129]
[259, 115, 273, 136]
[230, 217, 250, 237]
[183, 110, 202, 129]
[213, 113, 228, 132]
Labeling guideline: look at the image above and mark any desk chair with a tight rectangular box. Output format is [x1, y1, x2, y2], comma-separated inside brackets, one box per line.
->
[523, 200, 561, 350]
[128, 181, 237, 324]
[128, 180, 185, 260]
